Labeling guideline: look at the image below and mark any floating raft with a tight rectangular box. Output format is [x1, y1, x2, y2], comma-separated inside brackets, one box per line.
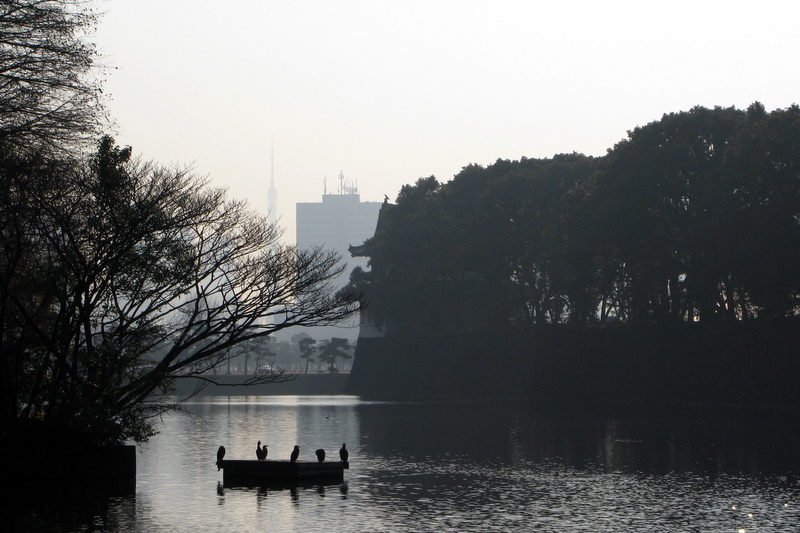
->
[219, 459, 349, 485]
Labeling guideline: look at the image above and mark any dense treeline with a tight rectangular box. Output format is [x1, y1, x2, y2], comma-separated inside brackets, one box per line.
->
[354, 103, 800, 329]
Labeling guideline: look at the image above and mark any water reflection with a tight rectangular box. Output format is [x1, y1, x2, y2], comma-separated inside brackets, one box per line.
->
[11, 396, 800, 532]
[356, 399, 800, 478]
[7, 480, 136, 532]
[354, 400, 800, 531]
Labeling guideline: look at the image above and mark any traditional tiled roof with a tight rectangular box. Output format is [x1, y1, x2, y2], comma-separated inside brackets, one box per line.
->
[348, 199, 394, 258]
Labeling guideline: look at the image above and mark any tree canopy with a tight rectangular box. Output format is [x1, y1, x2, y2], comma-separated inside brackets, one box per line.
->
[352, 104, 800, 331]
[0, 0, 103, 151]
[317, 337, 352, 372]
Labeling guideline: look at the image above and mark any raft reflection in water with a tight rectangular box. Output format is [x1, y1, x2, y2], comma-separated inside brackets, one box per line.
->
[218, 458, 349, 487]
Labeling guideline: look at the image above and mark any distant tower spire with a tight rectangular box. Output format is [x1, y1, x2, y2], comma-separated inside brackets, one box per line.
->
[267, 141, 277, 225]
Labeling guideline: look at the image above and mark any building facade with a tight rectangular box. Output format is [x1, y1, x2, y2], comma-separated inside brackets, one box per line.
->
[296, 175, 382, 288]
[295, 174, 382, 340]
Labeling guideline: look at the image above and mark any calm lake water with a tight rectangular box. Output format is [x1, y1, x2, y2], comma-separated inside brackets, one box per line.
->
[12, 395, 800, 532]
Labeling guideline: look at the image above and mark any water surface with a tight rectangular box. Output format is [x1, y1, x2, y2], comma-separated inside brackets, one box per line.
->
[12, 396, 800, 532]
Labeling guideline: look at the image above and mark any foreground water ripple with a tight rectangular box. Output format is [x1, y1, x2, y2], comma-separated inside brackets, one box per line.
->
[11, 396, 800, 532]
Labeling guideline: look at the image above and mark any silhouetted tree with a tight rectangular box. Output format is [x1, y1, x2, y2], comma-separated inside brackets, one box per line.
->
[485, 154, 598, 325]
[588, 104, 800, 323]
[0, 0, 104, 151]
[590, 106, 747, 323]
[724, 103, 800, 317]
[0, 137, 357, 447]
[318, 337, 352, 372]
[298, 336, 317, 374]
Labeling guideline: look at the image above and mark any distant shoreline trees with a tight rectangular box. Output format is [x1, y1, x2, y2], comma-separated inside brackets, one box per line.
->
[352, 104, 800, 331]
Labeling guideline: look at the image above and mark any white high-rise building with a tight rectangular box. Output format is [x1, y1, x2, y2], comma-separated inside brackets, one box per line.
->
[295, 173, 382, 340]
[296, 172, 382, 287]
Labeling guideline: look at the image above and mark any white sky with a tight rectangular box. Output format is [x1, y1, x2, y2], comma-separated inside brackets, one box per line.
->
[93, 0, 800, 243]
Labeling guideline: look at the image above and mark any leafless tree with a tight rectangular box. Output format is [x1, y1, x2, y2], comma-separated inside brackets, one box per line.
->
[0, 138, 358, 445]
[0, 0, 104, 151]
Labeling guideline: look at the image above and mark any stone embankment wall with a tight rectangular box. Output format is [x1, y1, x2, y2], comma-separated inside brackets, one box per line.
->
[347, 320, 800, 409]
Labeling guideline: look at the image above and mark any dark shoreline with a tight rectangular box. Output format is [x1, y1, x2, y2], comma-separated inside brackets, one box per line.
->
[172, 372, 350, 396]
[347, 320, 800, 410]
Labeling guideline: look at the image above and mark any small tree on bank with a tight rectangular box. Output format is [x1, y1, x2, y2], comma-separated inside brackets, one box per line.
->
[317, 337, 353, 373]
[298, 336, 317, 374]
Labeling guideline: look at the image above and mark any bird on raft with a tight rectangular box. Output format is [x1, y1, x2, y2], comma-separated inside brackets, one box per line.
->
[262, 444, 269, 459]
[315, 449, 326, 462]
[290, 445, 300, 463]
[340, 443, 348, 463]
[256, 441, 266, 460]
[216, 445, 226, 470]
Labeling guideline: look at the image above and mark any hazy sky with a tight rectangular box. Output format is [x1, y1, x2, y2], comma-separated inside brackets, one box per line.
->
[93, 0, 800, 243]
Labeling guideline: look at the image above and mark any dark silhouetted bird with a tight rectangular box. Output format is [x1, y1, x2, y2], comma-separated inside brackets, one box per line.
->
[262, 444, 268, 460]
[290, 445, 300, 463]
[256, 440, 266, 460]
[339, 443, 348, 463]
[216, 445, 226, 470]
[315, 448, 325, 462]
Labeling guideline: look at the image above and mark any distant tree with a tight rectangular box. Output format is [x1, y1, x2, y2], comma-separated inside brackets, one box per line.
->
[317, 337, 352, 373]
[231, 337, 275, 375]
[0, 137, 357, 447]
[298, 337, 317, 374]
[291, 332, 311, 344]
